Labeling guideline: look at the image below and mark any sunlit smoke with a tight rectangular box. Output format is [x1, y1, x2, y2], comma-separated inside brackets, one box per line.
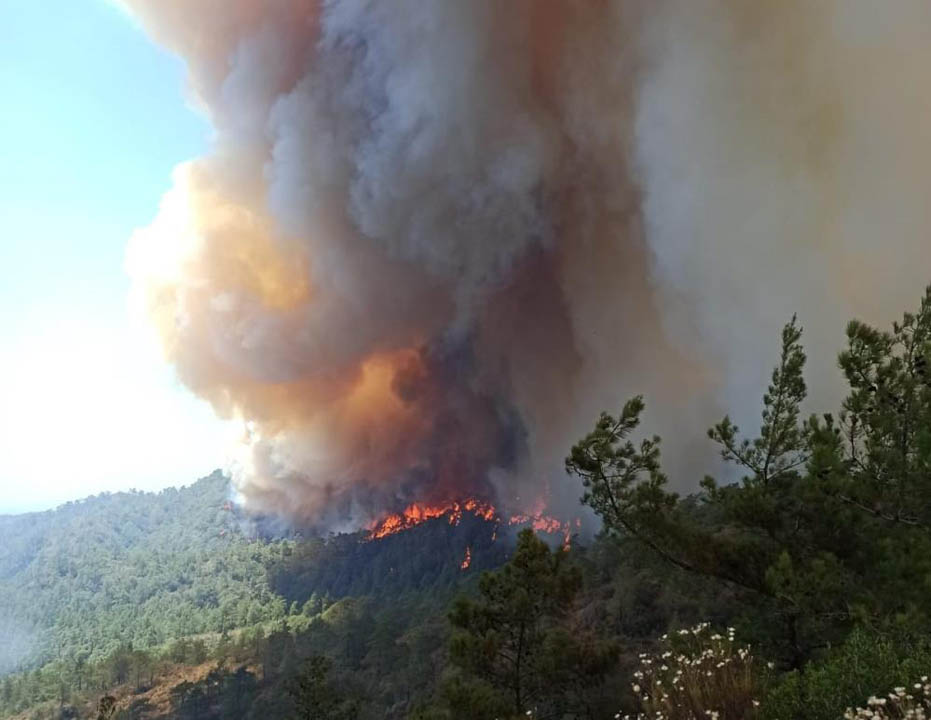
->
[122, 0, 931, 528]
[635, 0, 931, 414]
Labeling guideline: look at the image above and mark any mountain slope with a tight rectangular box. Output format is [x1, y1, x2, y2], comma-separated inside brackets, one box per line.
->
[0, 472, 291, 674]
[0, 474, 525, 677]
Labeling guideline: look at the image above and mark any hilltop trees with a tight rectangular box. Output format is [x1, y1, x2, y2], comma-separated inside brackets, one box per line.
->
[440, 529, 616, 719]
[9, 291, 931, 719]
[287, 655, 356, 720]
[0, 472, 294, 675]
[568, 286, 931, 715]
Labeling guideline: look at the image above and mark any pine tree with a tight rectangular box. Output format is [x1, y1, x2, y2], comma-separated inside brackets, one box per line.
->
[288, 655, 351, 720]
[445, 529, 614, 719]
[567, 288, 931, 673]
[567, 316, 849, 668]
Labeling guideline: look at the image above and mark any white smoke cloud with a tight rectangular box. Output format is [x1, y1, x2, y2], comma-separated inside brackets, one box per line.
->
[122, 0, 931, 525]
[635, 0, 931, 420]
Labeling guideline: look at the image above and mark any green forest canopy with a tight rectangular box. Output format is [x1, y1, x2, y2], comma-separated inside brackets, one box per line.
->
[6, 288, 931, 719]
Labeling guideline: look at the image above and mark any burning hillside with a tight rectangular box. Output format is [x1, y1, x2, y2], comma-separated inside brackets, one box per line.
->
[367, 498, 576, 546]
[367, 499, 496, 540]
[121, 0, 931, 530]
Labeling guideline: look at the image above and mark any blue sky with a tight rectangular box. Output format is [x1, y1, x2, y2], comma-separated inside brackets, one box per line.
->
[0, 0, 234, 513]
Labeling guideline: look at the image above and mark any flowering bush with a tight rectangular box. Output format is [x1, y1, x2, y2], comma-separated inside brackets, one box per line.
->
[617, 622, 764, 720]
[845, 678, 931, 719]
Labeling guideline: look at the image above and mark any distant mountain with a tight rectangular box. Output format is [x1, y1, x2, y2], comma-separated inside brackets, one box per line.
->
[0, 473, 523, 678]
[0, 473, 691, 720]
[0, 472, 291, 674]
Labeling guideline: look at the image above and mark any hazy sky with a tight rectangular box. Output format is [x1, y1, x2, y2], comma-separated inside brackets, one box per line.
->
[0, 0, 234, 513]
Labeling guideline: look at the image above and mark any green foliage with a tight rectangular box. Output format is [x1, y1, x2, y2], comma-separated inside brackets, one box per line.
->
[0, 472, 293, 675]
[569, 285, 931, 717]
[445, 529, 617, 719]
[844, 676, 931, 720]
[837, 292, 931, 528]
[569, 301, 931, 666]
[761, 627, 931, 720]
[821, 289, 931, 621]
[707, 316, 809, 487]
[0, 473, 510, 719]
[288, 655, 347, 720]
[629, 623, 765, 720]
[566, 396, 675, 541]
[10, 289, 931, 719]
[433, 671, 512, 720]
[694, 315, 854, 665]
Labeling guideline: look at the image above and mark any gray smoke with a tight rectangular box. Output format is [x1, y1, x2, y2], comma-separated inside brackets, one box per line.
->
[122, 0, 931, 526]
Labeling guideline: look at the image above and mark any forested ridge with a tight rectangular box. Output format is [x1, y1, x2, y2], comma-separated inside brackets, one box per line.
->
[0, 471, 535, 718]
[0, 472, 292, 674]
[7, 290, 931, 719]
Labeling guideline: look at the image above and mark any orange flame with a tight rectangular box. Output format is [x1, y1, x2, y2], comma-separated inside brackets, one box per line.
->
[367, 499, 498, 539]
[460, 546, 472, 570]
[367, 497, 575, 544]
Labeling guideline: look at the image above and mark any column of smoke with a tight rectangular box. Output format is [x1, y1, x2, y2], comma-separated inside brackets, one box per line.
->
[123, 0, 931, 528]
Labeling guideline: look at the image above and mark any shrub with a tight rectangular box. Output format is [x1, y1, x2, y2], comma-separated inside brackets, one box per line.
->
[845, 677, 931, 719]
[761, 628, 931, 720]
[619, 622, 764, 720]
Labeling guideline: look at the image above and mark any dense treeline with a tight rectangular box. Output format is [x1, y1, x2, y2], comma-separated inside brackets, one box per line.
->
[0, 532, 710, 719]
[398, 288, 931, 719]
[269, 513, 512, 602]
[0, 472, 294, 676]
[0, 474, 541, 718]
[7, 289, 931, 719]
[0, 469, 520, 686]
[0, 479, 708, 719]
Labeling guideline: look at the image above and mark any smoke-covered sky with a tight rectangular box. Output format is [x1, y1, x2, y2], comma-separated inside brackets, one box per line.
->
[11, 1, 930, 523]
[115, 0, 931, 529]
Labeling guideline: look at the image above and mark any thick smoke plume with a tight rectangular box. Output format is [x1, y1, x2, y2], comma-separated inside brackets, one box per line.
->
[124, 0, 931, 527]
